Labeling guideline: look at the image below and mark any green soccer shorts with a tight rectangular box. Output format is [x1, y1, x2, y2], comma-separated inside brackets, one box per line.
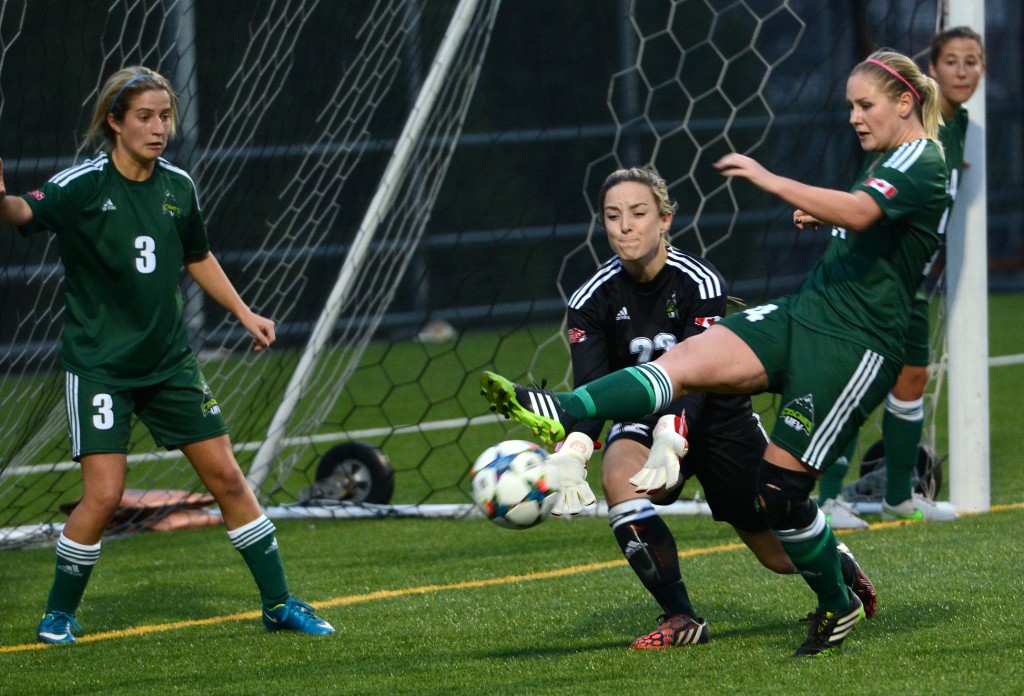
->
[902, 290, 931, 367]
[64, 360, 229, 460]
[720, 296, 900, 471]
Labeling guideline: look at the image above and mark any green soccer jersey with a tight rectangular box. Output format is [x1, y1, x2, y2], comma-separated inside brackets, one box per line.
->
[21, 153, 210, 386]
[938, 106, 969, 231]
[791, 138, 949, 361]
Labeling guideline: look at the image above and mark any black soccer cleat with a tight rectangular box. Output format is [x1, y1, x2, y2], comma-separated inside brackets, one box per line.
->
[794, 588, 865, 657]
[479, 371, 576, 446]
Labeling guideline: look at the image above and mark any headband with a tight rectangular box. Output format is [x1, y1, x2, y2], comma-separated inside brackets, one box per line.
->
[863, 58, 920, 103]
[109, 74, 150, 113]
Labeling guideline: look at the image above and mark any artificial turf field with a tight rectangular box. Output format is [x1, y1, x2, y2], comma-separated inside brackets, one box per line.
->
[1, 293, 1022, 694]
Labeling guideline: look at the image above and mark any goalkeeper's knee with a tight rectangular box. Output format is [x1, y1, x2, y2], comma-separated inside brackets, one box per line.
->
[756, 460, 818, 531]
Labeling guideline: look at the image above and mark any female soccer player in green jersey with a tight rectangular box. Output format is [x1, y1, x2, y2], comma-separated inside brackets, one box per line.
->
[0, 66, 333, 643]
[481, 49, 948, 656]
[819, 27, 986, 528]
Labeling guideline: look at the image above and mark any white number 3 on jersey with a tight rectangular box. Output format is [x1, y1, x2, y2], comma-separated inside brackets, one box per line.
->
[135, 235, 157, 274]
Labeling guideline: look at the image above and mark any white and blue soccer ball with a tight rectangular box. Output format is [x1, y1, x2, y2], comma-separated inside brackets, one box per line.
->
[471, 440, 555, 529]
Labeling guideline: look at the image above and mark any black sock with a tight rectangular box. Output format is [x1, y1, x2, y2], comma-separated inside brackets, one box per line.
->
[610, 502, 697, 619]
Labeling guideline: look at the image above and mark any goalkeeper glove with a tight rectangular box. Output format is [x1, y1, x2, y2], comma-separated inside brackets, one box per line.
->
[546, 431, 597, 516]
[629, 413, 688, 493]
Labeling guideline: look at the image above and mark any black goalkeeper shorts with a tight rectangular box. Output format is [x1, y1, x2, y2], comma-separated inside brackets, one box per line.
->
[608, 412, 771, 532]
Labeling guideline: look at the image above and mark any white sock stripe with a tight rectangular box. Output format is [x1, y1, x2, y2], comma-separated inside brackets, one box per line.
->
[885, 393, 924, 421]
[608, 499, 657, 528]
[228, 515, 275, 549]
[803, 351, 883, 468]
[635, 363, 674, 412]
[57, 534, 101, 564]
[774, 508, 827, 543]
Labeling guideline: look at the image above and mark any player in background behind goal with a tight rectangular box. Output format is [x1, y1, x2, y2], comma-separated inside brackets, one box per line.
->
[0, 66, 334, 643]
[819, 26, 986, 529]
[482, 50, 948, 656]
[560, 167, 875, 649]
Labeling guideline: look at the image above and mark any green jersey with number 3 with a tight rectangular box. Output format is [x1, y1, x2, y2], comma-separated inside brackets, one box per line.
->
[791, 138, 949, 361]
[21, 153, 210, 386]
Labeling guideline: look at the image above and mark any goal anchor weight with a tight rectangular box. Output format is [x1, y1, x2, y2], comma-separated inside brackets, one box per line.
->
[299, 442, 395, 505]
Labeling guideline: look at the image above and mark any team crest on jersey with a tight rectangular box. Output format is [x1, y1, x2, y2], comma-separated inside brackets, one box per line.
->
[162, 191, 182, 218]
[568, 327, 586, 344]
[780, 394, 815, 435]
[666, 292, 679, 318]
[27, 190, 44, 200]
[864, 177, 898, 199]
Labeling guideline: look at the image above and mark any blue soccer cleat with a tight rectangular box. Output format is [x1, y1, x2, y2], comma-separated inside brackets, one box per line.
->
[37, 610, 83, 645]
[262, 597, 335, 635]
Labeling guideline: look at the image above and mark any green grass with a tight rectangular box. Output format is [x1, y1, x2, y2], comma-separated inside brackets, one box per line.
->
[1, 294, 1022, 694]
[2, 510, 1024, 694]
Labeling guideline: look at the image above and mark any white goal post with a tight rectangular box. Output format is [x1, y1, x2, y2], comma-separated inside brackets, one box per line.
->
[245, 0, 496, 495]
[945, 0, 990, 512]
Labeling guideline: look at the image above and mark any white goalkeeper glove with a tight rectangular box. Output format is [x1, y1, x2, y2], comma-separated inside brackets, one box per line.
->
[629, 413, 688, 494]
[546, 431, 597, 516]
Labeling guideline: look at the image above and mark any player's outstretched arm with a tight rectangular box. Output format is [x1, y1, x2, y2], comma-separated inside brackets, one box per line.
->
[185, 252, 276, 352]
[0, 158, 34, 228]
[714, 153, 882, 232]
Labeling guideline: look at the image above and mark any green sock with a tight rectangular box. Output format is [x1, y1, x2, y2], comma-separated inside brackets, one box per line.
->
[228, 515, 290, 608]
[817, 439, 857, 504]
[883, 396, 924, 506]
[776, 520, 849, 612]
[46, 534, 101, 615]
[562, 363, 670, 422]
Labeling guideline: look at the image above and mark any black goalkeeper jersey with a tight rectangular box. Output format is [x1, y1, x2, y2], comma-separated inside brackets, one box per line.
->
[566, 246, 755, 441]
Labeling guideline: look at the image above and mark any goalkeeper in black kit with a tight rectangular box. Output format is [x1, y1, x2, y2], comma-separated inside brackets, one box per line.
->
[556, 167, 876, 649]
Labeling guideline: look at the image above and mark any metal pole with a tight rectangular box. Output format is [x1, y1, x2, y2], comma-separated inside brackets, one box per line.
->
[944, 0, 990, 512]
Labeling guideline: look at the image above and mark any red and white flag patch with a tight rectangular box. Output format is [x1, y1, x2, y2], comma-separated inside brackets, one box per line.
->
[864, 177, 897, 199]
[568, 327, 586, 344]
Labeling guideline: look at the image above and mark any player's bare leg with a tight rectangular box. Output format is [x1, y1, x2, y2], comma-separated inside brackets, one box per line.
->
[38, 453, 128, 644]
[182, 436, 334, 635]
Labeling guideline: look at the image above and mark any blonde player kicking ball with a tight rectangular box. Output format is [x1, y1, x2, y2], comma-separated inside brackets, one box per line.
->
[818, 26, 986, 528]
[0, 66, 332, 643]
[483, 50, 948, 656]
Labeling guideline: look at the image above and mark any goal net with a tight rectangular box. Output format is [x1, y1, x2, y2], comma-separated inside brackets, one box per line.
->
[0, 0, 954, 548]
[0, 0, 503, 546]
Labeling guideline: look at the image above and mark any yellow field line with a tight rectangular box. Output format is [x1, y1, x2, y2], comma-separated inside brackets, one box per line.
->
[5, 502, 1022, 654]
[0, 541, 744, 654]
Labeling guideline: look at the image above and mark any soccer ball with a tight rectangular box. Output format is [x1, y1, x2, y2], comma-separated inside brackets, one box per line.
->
[470, 440, 555, 529]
